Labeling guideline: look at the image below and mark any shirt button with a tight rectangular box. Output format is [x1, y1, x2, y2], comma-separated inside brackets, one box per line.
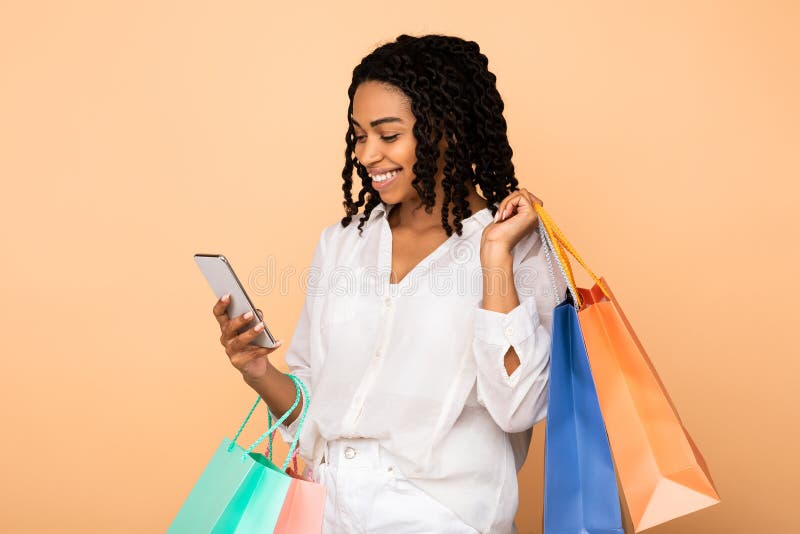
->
[384, 296, 392, 307]
[376, 349, 382, 358]
[344, 447, 356, 459]
[505, 326, 514, 337]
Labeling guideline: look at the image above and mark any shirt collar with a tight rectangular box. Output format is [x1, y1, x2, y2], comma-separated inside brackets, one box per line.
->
[371, 200, 396, 221]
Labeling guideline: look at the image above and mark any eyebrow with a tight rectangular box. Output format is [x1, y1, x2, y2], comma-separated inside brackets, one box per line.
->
[351, 116, 404, 128]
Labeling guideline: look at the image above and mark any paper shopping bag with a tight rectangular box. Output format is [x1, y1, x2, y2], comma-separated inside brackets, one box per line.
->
[543, 288, 625, 534]
[576, 281, 720, 531]
[266, 389, 327, 534]
[273, 475, 327, 533]
[535, 204, 721, 532]
[168, 374, 323, 533]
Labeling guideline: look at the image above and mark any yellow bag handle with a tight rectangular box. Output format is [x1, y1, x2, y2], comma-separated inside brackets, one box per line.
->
[533, 203, 612, 308]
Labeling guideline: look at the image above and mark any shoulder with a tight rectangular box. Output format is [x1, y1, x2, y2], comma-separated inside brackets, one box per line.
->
[315, 209, 379, 257]
[320, 210, 373, 240]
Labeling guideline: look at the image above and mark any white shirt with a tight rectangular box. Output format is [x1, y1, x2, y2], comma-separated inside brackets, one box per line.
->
[268, 200, 566, 533]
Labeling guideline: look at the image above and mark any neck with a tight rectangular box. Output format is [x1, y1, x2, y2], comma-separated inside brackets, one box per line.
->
[387, 178, 486, 232]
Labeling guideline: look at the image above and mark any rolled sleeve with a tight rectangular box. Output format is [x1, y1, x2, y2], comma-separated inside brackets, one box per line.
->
[474, 293, 548, 381]
[473, 294, 552, 433]
[474, 295, 541, 386]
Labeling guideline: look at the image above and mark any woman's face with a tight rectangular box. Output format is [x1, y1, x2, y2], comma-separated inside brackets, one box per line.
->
[351, 80, 441, 205]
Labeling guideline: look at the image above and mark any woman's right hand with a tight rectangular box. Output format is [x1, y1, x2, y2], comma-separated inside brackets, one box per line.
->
[213, 294, 283, 382]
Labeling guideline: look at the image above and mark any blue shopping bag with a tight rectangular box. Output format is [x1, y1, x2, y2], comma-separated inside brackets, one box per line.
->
[543, 288, 624, 534]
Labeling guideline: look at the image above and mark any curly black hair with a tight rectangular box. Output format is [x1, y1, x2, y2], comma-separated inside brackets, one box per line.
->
[340, 34, 521, 237]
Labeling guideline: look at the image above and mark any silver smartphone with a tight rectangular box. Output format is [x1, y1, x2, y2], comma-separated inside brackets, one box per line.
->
[194, 253, 278, 348]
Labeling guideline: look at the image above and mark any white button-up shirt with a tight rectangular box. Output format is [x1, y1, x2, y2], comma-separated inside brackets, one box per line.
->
[268, 200, 566, 533]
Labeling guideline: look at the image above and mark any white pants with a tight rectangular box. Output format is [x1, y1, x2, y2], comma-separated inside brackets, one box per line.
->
[312, 438, 479, 534]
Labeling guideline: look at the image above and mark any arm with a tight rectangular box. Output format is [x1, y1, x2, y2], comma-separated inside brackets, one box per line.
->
[472, 228, 565, 433]
[246, 227, 327, 441]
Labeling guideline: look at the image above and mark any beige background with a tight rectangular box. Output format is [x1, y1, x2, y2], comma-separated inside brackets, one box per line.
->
[1, 1, 797, 532]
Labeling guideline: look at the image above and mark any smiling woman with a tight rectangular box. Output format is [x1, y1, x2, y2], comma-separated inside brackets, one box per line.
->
[247, 33, 556, 534]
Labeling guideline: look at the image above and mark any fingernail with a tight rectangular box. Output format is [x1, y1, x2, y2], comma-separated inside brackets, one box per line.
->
[222, 293, 230, 301]
[244, 311, 253, 320]
[275, 340, 283, 347]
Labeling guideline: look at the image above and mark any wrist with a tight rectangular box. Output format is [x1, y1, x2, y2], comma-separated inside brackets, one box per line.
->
[242, 361, 279, 391]
[480, 241, 513, 266]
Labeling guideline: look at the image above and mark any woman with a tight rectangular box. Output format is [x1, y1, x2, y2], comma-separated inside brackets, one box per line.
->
[213, 34, 566, 533]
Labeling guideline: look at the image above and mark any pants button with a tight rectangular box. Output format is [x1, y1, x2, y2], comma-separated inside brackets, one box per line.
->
[344, 446, 356, 459]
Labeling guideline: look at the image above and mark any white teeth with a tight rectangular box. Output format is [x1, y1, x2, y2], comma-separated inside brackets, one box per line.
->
[371, 168, 400, 182]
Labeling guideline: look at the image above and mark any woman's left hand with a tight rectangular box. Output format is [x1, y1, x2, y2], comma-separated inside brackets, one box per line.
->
[481, 188, 544, 256]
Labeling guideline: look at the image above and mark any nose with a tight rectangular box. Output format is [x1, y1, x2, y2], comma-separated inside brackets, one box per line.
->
[356, 136, 384, 168]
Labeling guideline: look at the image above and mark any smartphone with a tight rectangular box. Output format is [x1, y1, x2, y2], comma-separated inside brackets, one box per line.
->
[194, 253, 278, 348]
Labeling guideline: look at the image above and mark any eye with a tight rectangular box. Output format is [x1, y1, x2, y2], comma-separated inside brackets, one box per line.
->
[354, 134, 400, 143]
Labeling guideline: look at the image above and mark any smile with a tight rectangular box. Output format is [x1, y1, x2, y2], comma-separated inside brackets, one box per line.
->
[370, 168, 401, 182]
[371, 168, 402, 190]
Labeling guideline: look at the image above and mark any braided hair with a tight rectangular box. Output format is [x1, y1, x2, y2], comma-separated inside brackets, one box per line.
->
[340, 34, 521, 237]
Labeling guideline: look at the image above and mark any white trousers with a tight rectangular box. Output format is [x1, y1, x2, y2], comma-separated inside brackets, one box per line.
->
[311, 437, 479, 534]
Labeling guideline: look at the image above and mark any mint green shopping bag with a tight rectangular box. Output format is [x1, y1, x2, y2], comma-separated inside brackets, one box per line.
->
[168, 374, 310, 533]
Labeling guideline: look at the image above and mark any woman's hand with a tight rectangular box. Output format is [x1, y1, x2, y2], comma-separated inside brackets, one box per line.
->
[481, 188, 544, 256]
[213, 294, 283, 382]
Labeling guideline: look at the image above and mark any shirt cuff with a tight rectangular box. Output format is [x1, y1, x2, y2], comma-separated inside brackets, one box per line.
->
[474, 296, 542, 387]
[474, 296, 540, 347]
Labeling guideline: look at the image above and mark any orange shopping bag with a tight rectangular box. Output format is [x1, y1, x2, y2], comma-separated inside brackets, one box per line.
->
[535, 204, 721, 532]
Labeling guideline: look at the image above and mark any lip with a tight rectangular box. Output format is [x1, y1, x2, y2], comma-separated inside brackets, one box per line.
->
[371, 168, 401, 190]
[368, 166, 402, 176]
